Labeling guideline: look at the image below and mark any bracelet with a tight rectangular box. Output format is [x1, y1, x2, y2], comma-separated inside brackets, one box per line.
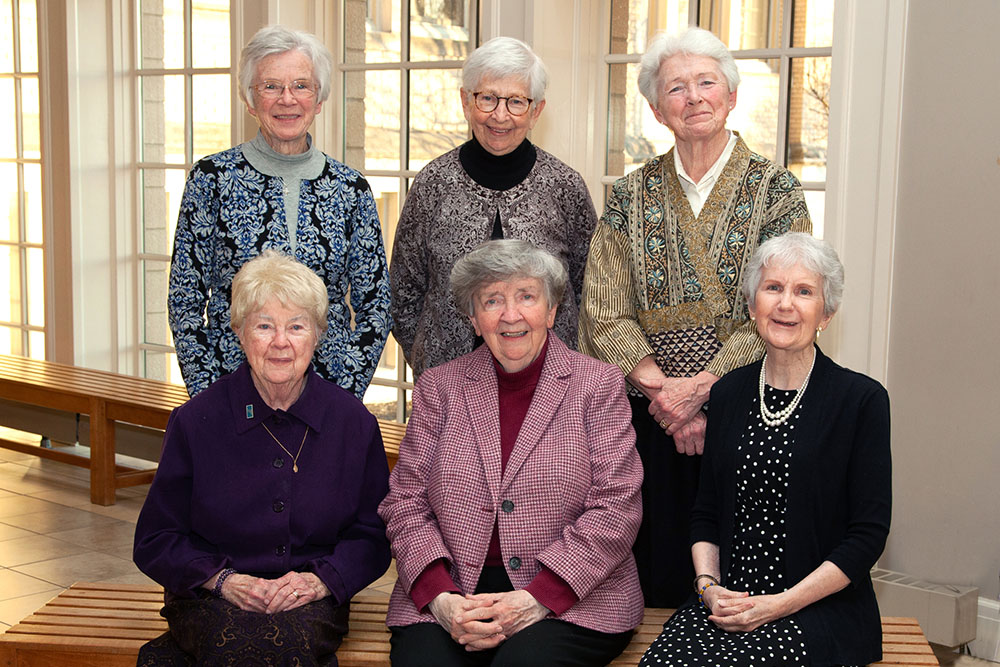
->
[212, 568, 236, 598]
[698, 581, 717, 609]
[692, 573, 719, 593]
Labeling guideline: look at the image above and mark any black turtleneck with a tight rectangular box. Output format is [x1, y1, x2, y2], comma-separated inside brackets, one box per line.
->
[459, 136, 537, 192]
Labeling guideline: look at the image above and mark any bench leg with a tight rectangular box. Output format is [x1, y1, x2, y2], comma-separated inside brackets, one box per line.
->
[89, 398, 116, 506]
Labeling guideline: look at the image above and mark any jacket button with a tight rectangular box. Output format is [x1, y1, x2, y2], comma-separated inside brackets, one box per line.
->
[273, 457, 284, 468]
[501, 499, 514, 513]
[508, 557, 521, 571]
[274, 545, 286, 556]
[272, 500, 284, 513]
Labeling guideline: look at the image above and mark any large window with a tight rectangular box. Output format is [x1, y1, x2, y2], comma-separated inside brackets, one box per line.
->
[341, 0, 478, 421]
[0, 0, 44, 358]
[136, 0, 232, 383]
[606, 0, 833, 236]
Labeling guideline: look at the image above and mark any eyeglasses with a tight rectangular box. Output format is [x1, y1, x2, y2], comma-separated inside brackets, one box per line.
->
[252, 80, 318, 99]
[472, 92, 533, 116]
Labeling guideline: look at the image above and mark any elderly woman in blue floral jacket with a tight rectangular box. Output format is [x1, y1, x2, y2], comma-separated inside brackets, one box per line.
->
[168, 25, 390, 399]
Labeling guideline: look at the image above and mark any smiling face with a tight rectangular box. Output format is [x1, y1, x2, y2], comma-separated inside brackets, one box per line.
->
[650, 53, 736, 146]
[237, 299, 318, 396]
[247, 49, 322, 155]
[469, 276, 557, 373]
[749, 262, 833, 356]
[461, 74, 546, 156]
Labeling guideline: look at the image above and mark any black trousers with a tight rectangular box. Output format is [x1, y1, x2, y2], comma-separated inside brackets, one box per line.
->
[629, 394, 702, 608]
[389, 566, 632, 667]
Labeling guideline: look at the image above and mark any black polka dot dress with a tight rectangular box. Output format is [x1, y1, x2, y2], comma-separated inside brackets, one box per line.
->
[639, 385, 810, 666]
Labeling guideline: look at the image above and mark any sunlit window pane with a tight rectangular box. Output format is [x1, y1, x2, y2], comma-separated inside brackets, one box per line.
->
[141, 168, 186, 255]
[20, 74, 38, 158]
[142, 258, 170, 346]
[192, 74, 231, 161]
[409, 69, 464, 171]
[0, 325, 18, 354]
[0, 162, 16, 242]
[409, 0, 473, 62]
[27, 328, 42, 359]
[141, 74, 186, 164]
[346, 0, 401, 64]
[804, 189, 824, 238]
[22, 161, 40, 243]
[731, 58, 779, 162]
[791, 0, 833, 48]
[17, 0, 36, 72]
[614, 0, 690, 55]
[25, 245, 41, 326]
[702, 0, 784, 51]
[0, 0, 12, 73]
[140, 0, 184, 69]
[345, 69, 401, 172]
[0, 77, 14, 157]
[192, 0, 230, 68]
[142, 348, 184, 385]
[786, 56, 829, 182]
[0, 243, 21, 323]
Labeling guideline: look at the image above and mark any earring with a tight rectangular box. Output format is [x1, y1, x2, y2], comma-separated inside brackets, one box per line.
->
[816, 327, 823, 340]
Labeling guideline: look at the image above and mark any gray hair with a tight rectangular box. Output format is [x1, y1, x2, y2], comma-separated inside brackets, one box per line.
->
[238, 25, 333, 106]
[742, 233, 845, 317]
[450, 240, 567, 317]
[230, 249, 328, 338]
[462, 36, 548, 103]
[638, 27, 740, 107]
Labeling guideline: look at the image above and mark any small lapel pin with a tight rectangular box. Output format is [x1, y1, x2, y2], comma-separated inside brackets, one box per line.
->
[246, 404, 254, 419]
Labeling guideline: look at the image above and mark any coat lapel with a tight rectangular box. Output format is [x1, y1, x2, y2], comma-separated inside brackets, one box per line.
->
[500, 334, 571, 492]
[463, 347, 504, 503]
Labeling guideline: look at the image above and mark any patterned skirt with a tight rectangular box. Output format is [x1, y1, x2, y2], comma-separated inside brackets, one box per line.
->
[137, 594, 349, 666]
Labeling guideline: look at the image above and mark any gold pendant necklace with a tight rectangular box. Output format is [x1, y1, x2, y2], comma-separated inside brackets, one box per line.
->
[261, 423, 309, 473]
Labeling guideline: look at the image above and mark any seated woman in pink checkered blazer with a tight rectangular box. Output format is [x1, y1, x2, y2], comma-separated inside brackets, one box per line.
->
[379, 239, 645, 666]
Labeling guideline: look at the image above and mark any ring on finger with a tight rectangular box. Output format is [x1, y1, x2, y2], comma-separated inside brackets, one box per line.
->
[659, 419, 671, 429]
[291, 590, 300, 599]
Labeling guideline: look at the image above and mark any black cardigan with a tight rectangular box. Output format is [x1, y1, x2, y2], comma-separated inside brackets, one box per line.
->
[692, 346, 892, 666]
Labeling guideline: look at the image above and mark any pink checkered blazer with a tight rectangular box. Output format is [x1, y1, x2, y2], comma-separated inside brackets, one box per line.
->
[379, 333, 644, 633]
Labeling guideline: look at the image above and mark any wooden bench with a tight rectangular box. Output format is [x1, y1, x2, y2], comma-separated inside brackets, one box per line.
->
[0, 354, 407, 505]
[0, 583, 938, 666]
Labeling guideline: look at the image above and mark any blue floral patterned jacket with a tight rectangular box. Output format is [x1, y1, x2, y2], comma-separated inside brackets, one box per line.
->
[167, 144, 391, 399]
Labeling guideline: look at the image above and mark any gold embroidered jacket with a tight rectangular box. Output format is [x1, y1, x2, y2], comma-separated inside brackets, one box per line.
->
[580, 137, 811, 382]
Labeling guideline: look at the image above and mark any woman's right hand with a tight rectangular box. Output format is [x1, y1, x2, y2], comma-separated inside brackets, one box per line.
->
[701, 584, 752, 619]
[428, 592, 506, 651]
[217, 573, 284, 613]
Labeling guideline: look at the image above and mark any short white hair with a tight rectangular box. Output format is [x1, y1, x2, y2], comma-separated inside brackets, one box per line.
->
[638, 27, 740, 107]
[743, 233, 844, 317]
[238, 25, 333, 106]
[462, 36, 548, 102]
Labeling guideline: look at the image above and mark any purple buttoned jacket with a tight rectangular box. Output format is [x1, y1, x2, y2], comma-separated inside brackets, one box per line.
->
[378, 333, 644, 633]
[133, 363, 391, 604]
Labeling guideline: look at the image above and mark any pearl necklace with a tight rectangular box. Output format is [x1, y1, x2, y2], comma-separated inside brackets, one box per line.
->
[758, 349, 816, 428]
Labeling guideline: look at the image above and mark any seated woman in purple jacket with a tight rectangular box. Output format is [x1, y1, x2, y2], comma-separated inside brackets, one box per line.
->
[379, 240, 644, 666]
[134, 250, 391, 666]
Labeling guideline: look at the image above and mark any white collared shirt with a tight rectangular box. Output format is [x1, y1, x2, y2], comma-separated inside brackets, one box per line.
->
[673, 131, 737, 217]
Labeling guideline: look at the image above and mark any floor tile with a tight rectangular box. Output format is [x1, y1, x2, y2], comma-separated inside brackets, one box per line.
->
[12, 550, 142, 588]
[49, 520, 137, 551]
[1, 503, 121, 533]
[0, 567, 61, 600]
[27, 486, 93, 508]
[0, 521, 37, 541]
[0, 494, 62, 519]
[0, 534, 92, 567]
[94, 570, 159, 587]
[85, 495, 146, 523]
[0, 588, 64, 626]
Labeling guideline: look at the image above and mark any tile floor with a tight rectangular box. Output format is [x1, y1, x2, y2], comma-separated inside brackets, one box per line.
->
[0, 444, 994, 665]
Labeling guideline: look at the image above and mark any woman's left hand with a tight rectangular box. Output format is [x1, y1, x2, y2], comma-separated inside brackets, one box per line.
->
[462, 590, 549, 637]
[265, 571, 330, 614]
[641, 371, 718, 434]
[708, 593, 789, 633]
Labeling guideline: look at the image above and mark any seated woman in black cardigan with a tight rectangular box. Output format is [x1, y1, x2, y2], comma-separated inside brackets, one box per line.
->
[640, 232, 891, 667]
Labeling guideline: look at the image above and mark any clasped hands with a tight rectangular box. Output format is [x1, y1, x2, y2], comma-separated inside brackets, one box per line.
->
[214, 570, 330, 614]
[428, 590, 549, 652]
[701, 585, 789, 633]
[637, 371, 717, 456]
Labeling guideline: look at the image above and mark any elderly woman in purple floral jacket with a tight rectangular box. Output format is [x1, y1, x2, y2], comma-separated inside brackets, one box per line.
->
[136, 250, 390, 666]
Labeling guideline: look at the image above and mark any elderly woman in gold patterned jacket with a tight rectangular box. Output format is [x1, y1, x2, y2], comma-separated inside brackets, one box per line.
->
[579, 27, 811, 608]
